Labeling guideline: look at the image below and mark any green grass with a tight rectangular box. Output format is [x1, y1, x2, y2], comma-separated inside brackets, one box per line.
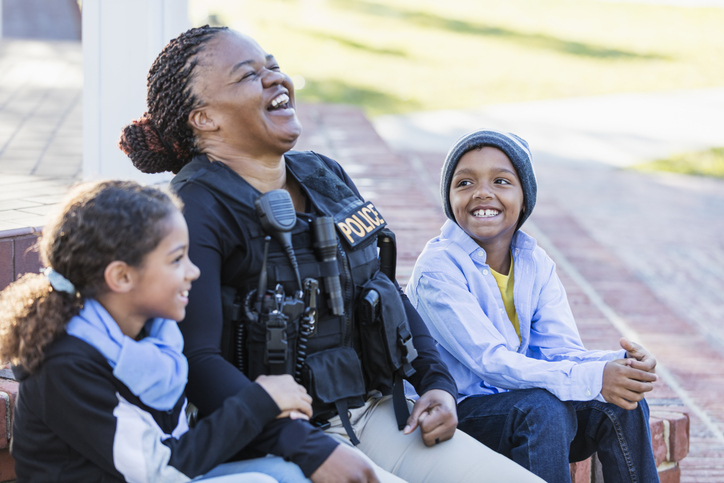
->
[189, 0, 724, 117]
[631, 147, 724, 179]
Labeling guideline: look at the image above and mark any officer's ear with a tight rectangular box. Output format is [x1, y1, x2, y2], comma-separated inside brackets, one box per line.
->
[188, 108, 218, 133]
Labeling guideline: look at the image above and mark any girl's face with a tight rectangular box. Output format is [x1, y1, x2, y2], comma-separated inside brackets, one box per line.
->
[449, 147, 524, 252]
[126, 210, 200, 329]
[191, 31, 301, 157]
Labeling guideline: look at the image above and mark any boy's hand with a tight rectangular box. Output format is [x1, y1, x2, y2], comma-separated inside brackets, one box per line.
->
[601, 360, 657, 410]
[619, 337, 657, 373]
[403, 389, 457, 447]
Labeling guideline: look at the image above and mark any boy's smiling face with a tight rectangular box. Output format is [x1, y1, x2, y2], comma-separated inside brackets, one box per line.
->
[450, 146, 524, 253]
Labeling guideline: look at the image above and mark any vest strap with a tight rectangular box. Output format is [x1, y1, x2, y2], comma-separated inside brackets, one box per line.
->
[335, 399, 360, 445]
[392, 372, 410, 431]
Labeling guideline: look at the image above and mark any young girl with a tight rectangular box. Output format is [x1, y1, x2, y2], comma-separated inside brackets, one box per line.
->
[0, 180, 313, 483]
[406, 130, 661, 482]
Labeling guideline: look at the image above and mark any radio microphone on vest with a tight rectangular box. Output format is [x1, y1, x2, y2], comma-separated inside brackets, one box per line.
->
[257, 236, 271, 305]
[312, 216, 345, 316]
[255, 189, 303, 291]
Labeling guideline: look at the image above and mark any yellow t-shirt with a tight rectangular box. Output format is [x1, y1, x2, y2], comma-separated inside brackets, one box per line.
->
[490, 256, 521, 341]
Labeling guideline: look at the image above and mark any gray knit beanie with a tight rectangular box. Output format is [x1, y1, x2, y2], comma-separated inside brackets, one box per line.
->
[440, 129, 537, 229]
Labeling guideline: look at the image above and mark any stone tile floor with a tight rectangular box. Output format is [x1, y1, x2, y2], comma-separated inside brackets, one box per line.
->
[0, 40, 81, 232]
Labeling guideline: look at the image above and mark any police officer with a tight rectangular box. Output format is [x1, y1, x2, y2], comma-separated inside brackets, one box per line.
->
[120, 25, 542, 483]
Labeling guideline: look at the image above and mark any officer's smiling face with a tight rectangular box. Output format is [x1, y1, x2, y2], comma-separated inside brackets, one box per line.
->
[188, 30, 302, 157]
[449, 147, 524, 252]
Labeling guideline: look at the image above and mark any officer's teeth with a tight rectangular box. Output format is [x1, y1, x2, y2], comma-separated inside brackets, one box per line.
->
[473, 209, 499, 217]
[270, 93, 290, 108]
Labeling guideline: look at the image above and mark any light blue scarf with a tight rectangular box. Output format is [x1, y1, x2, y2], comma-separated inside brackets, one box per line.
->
[66, 299, 188, 411]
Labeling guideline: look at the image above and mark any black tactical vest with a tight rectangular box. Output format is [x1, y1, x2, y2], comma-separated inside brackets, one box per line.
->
[173, 152, 416, 439]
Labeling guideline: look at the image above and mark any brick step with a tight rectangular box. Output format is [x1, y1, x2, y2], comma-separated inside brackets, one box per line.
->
[0, 375, 18, 483]
[0, 365, 689, 483]
[570, 411, 689, 483]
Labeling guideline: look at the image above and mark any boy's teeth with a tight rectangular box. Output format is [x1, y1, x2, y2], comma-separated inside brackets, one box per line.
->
[473, 209, 499, 217]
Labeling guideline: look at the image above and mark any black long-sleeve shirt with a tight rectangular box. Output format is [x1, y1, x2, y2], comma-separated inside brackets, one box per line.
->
[12, 334, 281, 482]
[175, 152, 457, 476]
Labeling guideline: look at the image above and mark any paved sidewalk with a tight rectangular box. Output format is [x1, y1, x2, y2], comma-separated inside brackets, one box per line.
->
[0, 40, 82, 233]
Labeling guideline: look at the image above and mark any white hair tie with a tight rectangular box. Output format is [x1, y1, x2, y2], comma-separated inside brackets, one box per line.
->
[43, 268, 76, 295]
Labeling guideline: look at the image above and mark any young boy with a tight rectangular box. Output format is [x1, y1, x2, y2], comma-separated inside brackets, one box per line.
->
[406, 129, 660, 483]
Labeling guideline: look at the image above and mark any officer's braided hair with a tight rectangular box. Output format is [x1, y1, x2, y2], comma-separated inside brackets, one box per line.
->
[119, 25, 229, 174]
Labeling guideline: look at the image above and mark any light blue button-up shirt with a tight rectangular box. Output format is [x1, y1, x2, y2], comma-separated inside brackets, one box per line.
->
[406, 220, 625, 402]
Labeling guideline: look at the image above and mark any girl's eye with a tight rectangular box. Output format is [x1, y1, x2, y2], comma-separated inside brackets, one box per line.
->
[457, 180, 472, 187]
[495, 178, 511, 185]
[268, 64, 281, 71]
[173, 255, 183, 264]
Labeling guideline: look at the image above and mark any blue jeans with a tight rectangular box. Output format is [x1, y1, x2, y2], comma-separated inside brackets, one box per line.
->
[457, 388, 659, 483]
[195, 455, 311, 483]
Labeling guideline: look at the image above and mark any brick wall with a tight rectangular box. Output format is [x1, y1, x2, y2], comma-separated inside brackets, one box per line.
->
[0, 227, 41, 482]
[0, 227, 42, 292]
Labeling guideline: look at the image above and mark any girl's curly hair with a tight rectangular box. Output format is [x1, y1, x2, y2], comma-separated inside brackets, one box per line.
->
[0, 180, 182, 374]
[118, 25, 229, 174]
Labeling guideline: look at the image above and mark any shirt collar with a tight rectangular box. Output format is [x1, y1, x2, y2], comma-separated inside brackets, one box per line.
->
[441, 219, 538, 260]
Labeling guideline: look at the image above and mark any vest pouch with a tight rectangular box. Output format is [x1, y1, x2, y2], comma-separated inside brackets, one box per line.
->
[303, 347, 366, 416]
[245, 314, 299, 381]
[357, 271, 417, 394]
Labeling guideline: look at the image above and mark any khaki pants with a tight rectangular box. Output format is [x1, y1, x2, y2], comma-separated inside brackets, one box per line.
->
[325, 395, 544, 483]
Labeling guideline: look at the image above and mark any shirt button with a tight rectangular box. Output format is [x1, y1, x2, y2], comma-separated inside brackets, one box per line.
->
[515, 249, 519, 256]
[586, 389, 591, 396]
[483, 270, 489, 275]
[478, 251, 485, 257]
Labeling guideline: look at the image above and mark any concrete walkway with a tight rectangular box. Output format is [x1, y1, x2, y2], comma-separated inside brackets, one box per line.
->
[0, 40, 82, 232]
[1, 38, 724, 480]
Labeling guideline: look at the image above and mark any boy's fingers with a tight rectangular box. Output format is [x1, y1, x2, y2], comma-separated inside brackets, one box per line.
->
[627, 359, 657, 374]
[620, 365, 657, 383]
[619, 337, 631, 348]
[629, 380, 655, 394]
[612, 396, 639, 411]
[619, 337, 635, 353]
[621, 387, 648, 402]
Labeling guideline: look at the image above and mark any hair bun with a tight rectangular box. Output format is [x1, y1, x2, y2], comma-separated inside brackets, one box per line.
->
[118, 114, 184, 174]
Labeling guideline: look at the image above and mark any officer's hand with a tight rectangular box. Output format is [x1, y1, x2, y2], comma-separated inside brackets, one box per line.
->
[310, 444, 380, 483]
[254, 374, 313, 420]
[403, 389, 457, 447]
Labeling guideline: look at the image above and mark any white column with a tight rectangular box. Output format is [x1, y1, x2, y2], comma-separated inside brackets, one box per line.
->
[82, 0, 189, 182]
